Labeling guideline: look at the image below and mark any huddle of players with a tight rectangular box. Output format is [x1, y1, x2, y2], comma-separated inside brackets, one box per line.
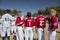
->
[0, 8, 58, 40]
[15, 8, 58, 40]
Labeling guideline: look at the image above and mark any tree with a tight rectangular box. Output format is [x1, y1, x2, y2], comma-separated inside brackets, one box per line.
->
[0, 9, 6, 15]
[45, 6, 60, 17]
[13, 9, 17, 14]
[32, 13, 38, 17]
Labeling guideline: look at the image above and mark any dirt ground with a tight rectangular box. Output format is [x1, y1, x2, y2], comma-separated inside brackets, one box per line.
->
[0, 23, 60, 40]
[33, 23, 60, 40]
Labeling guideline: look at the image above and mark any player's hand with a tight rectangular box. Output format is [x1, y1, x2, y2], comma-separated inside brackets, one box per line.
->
[54, 29, 58, 31]
[22, 26, 25, 31]
[19, 22, 23, 25]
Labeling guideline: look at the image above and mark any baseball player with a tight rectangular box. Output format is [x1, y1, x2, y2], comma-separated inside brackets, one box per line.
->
[24, 12, 35, 40]
[35, 9, 46, 40]
[1, 10, 12, 40]
[47, 9, 58, 40]
[11, 13, 16, 34]
[15, 11, 24, 40]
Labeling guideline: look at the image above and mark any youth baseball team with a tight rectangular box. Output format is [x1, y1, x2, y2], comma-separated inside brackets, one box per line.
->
[0, 8, 58, 40]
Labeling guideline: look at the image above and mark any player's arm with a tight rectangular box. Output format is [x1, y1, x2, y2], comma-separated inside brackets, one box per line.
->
[1, 15, 5, 22]
[52, 18, 58, 31]
[41, 19, 46, 32]
[1, 15, 5, 29]
[34, 18, 38, 32]
[32, 19, 36, 31]
[9, 15, 13, 32]
[16, 22, 23, 26]
[15, 18, 22, 26]
[43, 18, 46, 29]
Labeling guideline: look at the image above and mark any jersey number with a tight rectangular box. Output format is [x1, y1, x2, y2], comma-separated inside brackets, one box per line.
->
[5, 17, 10, 21]
[40, 21, 44, 26]
[29, 22, 31, 26]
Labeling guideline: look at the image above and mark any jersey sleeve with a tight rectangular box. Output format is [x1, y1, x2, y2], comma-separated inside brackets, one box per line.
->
[32, 19, 35, 26]
[53, 18, 58, 29]
[23, 20, 27, 27]
[15, 18, 19, 25]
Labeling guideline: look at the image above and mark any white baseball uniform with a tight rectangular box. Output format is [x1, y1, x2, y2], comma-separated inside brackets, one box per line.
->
[11, 17, 16, 34]
[1, 13, 12, 37]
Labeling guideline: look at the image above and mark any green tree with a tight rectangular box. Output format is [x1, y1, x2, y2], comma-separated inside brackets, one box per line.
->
[45, 6, 60, 17]
[32, 13, 38, 17]
[0, 9, 6, 15]
[13, 9, 17, 14]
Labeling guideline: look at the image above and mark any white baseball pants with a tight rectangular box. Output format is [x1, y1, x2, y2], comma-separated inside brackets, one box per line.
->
[1, 27, 10, 37]
[49, 31, 56, 40]
[11, 25, 16, 33]
[24, 27, 33, 40]
[37, 28, 45, 40]
[16, 27, 24, 40]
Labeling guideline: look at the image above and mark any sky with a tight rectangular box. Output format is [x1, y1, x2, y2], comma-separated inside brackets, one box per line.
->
[0, 0, 60, 15]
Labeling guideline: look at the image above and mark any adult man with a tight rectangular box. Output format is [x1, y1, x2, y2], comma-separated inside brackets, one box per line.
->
[1, 10, 12, 40]
[35, 9, 46, 40]
[47, 9, 58, 40]
[15, 11, 24, 40]
[24, 12, 35, 40]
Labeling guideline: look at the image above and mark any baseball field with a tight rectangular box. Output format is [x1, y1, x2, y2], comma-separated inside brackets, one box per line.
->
[0, 23, 60, 40]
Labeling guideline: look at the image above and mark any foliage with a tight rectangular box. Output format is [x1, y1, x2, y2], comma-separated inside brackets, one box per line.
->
[45, 6, 60, 17]
[32, 13, 38, 17]
[0, 6, 60, 17]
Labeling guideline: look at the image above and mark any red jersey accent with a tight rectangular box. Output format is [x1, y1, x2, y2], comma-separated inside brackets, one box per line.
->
[15, 17, 24, 26]
[24, 17, 35, 27]
[35, 15, 46, 28]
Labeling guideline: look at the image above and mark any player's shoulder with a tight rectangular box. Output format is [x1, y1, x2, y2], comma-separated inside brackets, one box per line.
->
[55, 17, 58, 21]
[26, 17, 31, 20]
[37, 15, 44, 19]
[53, 16, 57, 19]
[3, 13, 11, 17]
[40, 15, 44, 18]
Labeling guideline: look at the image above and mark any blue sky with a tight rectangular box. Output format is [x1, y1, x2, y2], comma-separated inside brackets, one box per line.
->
[0, 0, 60, 15]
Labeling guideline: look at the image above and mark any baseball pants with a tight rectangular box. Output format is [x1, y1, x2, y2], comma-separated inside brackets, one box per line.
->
[11, 25, 16, 33]
[49, 31, 56, 40]
[37, 28, 45, 40]
[1, 27, 10, 37]
[16, 27, 24, 40]
[24, 27, 33, 40]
